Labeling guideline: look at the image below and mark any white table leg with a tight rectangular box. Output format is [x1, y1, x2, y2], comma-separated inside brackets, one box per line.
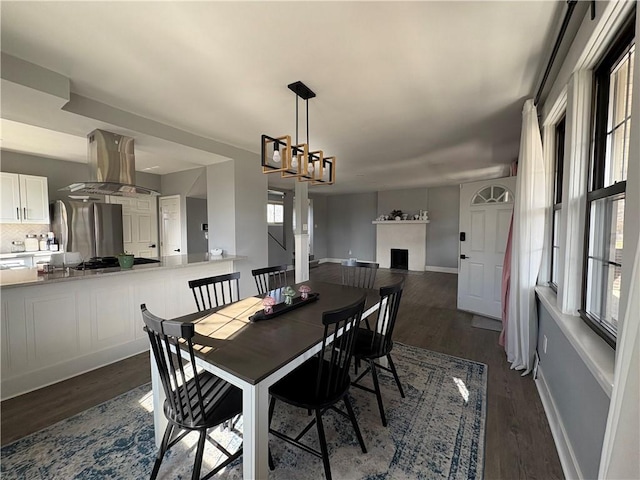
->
[150, 357, 168, 448]
[242, 382, 270, 479]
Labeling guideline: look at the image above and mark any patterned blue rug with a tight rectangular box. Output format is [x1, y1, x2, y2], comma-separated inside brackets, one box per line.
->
[1, 343, 486, 479]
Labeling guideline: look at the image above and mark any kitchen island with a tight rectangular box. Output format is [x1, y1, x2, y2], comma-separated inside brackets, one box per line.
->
[1, 254, 245, 399]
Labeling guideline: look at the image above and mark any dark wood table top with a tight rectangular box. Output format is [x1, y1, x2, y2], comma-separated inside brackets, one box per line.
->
[176, 280, 378, 385]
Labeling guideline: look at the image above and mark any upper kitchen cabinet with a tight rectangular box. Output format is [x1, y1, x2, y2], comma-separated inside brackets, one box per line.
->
[0, 173, 50, 224]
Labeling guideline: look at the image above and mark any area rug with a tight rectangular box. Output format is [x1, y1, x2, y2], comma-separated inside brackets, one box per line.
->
[1, 343, 487, 479]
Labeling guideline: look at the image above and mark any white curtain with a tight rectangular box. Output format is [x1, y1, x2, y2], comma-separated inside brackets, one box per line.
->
[505, 99, 547, 373]
[598, 242, 640, 479]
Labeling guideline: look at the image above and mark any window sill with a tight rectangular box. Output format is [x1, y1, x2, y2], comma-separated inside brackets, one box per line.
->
[536, 285, 615, 397]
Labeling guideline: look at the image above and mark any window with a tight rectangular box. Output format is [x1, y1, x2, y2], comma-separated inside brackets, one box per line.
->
[550, 116, 566, 292]
[581, 16, 635, 348]
[267, 202, 284, 224]
[471, 185, 513, 205]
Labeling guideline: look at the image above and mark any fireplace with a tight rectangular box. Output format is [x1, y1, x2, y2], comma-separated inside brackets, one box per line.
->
[374, 220, 428, 271]
[390, 248, 409, 270]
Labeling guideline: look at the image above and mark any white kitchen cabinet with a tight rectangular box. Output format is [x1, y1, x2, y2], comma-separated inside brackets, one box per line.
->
[0, 173, 49, 224]
[0, 258, 237, 399]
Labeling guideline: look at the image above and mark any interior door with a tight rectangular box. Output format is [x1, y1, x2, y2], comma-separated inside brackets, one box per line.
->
[107, 196, 159, 258]
[457, 177, 516, 319]
[159, 195, 182, 257]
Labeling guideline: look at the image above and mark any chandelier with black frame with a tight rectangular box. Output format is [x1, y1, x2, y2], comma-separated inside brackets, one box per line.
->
[261, 81, 335, 186]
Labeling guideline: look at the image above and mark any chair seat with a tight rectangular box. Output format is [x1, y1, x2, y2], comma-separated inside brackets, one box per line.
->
[164, 371, 242, 429]
[271, 357, 351, 409]
[353, 328, 392, 360]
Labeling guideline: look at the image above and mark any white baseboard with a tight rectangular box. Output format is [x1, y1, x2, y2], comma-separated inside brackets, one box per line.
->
[535, 365, 583, 480]
[425, 265, 458, 274]
[319, 258, 342, 264]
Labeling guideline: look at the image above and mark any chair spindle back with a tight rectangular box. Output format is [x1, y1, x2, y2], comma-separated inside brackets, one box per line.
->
[251, 265, 289, 295]
[188, 272, 241, 311]
[141, 304, 205, 426]
[368, 282, 404, 357]
[315, 296, 366, 399]
[341, 260, 379, 289]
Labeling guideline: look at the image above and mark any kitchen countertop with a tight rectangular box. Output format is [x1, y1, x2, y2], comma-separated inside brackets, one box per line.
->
[0, 251, 53, 259]
[0, 254, 246, 289]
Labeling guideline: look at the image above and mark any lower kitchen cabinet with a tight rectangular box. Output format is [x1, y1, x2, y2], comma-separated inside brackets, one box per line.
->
[0, 259, 235, 400]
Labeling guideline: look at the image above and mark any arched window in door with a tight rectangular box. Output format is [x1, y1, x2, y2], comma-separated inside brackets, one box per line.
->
[471, 185, 514, 205]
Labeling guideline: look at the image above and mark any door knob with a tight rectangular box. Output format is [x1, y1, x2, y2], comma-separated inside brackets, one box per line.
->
[174, 248, 181, 252]
[460, 254, 470, 259]
[149, 244, 156, 248]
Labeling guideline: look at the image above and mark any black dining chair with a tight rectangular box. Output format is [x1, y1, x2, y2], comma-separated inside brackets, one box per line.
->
[251, 264, 289, 295]
[341, 260, 379, 289]
[141, 304, 243, 480]
[351, 281, 405, 427]
[268, 296, 368, 480]
[188, 272, 241, 311]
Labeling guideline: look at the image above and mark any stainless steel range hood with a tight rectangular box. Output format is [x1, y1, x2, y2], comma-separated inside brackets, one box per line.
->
[62, 129, 160, 196]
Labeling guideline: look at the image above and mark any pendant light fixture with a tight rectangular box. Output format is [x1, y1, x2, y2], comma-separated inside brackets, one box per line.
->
[261, 81, 335, 185]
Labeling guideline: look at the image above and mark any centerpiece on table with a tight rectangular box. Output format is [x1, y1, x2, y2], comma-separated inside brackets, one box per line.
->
[299, 284, 311, 299]
[283, 286, 296, 305]
[262, 296, 276, 314]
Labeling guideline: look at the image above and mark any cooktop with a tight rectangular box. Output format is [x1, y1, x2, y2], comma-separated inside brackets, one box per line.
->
[74, 256, 161, 270]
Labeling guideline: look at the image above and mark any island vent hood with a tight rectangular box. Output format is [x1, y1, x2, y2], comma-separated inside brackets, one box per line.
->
[61, 129, 159, 196]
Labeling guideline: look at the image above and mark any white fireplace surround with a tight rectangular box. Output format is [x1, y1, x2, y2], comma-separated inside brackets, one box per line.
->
[373, 220, 429, 271]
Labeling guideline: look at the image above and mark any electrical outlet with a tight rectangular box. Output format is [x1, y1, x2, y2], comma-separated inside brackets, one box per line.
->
[543, 335, 548, 354]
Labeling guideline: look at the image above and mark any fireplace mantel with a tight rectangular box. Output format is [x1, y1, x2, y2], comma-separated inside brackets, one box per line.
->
[372, 220, 430, 224]
[374, 221, 428, 271]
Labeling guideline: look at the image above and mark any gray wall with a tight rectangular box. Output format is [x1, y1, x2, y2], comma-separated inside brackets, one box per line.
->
[186, 197, 208, 254]
[311, 194, 328, 259]
[320, 187, 459, 268]
[327, 192, 377, 261]
[537, 302, 610, 480]
[426, 185, 460, 268]
[377, 188, 428, 218]
[0, 150, 161, 203]
[207, 154, 268, 297]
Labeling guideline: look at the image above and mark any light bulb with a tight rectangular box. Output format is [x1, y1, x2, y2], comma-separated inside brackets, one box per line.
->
[291, 155, 298, 169]
[272, 149, 281, 163]
[309, 162, 315, 174]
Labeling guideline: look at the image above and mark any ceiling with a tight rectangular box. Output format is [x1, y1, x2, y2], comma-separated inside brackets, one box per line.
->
[0, 1, 564, 195]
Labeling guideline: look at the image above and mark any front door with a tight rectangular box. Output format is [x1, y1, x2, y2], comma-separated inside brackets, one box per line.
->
[159, 195, 182, 257]
[457, 177, 516, 319]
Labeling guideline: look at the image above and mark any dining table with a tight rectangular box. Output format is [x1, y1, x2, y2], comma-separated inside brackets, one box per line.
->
[149, 280, 380, 480]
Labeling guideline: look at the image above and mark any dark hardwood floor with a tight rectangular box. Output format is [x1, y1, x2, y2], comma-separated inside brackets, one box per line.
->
[1, 263, 563, 479]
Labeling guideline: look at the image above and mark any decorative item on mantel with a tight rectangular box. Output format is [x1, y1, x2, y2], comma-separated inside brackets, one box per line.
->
[390, 209, 403, 221]
[261, 81, 335, 186]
